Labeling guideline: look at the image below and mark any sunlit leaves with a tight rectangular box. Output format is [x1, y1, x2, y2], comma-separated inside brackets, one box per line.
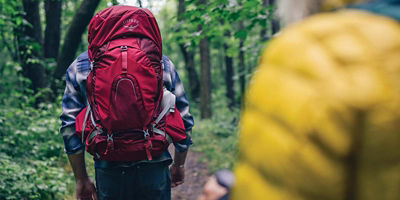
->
[173, 0, 272, 48]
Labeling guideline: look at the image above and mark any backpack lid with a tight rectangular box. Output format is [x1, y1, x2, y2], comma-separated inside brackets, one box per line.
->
[88, 6, 162, 61]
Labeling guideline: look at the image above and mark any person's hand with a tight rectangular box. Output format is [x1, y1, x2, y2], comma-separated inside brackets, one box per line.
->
[170, 163, 185, 187]
[76, 177, 97, 200]
[198, 176, 227, 200]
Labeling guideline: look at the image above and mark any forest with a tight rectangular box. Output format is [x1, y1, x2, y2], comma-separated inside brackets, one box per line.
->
[0, 0, 278, 199]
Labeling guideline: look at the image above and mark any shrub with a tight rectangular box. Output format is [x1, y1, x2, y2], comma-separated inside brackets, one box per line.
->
[191, 96, 240, 172]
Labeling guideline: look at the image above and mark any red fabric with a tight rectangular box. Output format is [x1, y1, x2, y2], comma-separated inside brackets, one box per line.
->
[86, 6, 163, 131]
[75, 107, 92, 140]
[81, 6, 167, 161]
[88, 6, 162, 61]
[77, 6, 188, 161]
[165, 107, 187, 142]
[86, 43, 162, 131]
[85, 131, 168, 161]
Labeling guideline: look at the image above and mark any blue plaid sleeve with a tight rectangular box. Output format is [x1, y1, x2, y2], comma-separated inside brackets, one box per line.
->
[162, 55, 194, 152]
[60, 52, 90, 154]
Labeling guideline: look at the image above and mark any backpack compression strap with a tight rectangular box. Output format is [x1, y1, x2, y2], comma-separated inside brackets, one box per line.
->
[82, 89, 175, 152]
[152, 88, 175, 143]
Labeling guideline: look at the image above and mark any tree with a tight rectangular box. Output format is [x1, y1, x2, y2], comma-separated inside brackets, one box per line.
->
[44, 0, 62, 59]
[238, 22, 246, 101]
[22, 0, 42, 45]
[269, 0, 280, 35]
[197, 0, 212, 118]
[169, 0, 271, 110]
[260, 0, 269, 41]
[261, 0, 280, 41]
[54, 0, 101, 80]
[177, 0, 200, 99]
[19, 0, 47, 91]
[224, 31, 235, 108]
[199, 37, 212, 119]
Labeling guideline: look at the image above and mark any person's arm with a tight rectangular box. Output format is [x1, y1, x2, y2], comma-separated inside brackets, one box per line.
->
[162, 56, 194, 187]
[170, 149, 188, 187]
[60, 52, 96, 199]
[68, 153, 97, 200]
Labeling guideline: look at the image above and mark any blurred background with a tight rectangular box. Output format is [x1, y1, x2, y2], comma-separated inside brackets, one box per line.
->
[0, 0, 278, 199]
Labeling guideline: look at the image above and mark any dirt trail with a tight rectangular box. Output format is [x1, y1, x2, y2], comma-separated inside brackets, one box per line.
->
[171, 149, 210, 200]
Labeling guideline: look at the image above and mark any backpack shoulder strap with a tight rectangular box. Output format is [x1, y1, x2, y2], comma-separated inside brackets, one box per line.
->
[154, 88, 176, 125]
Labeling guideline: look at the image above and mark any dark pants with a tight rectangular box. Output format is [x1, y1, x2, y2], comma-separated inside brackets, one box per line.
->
[95, 162, 171, 200]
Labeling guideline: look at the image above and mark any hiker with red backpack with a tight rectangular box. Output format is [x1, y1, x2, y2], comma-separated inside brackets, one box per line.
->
[60, 6, 194, 200]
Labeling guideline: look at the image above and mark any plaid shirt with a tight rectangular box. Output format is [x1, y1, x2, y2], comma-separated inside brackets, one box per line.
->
[60, 51, 194, 155]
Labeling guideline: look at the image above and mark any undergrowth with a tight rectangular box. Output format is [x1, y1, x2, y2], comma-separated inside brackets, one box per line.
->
[0, 98, 73, 199]
[190, 96, 240, 173]
[0, 60, 73, 199]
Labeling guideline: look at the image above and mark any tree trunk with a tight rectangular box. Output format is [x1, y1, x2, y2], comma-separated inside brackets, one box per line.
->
[177, 0, 200, 99]
[137, 0, 143, 7]
[22, 0, 42, 45]
[260, 0, 269, 41]
[179, 45, 200, 99]
[269, 0, 280, 35]
[224, 32, 235, 108]
[199, 37, 212, 119]
[20, 0, 47, 91]
[239, 23, 246, 102]
[44, 0, 62, 59]
[54, 0, 101, 80]
[271, 18, 280, 35]
[261, 0, 280, 41]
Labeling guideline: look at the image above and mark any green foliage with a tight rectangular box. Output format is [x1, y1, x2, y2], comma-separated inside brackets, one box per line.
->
[0, 97, 73, 199]
[0, 58, 72, 199]
[0, 154, 69, 200]
[162, 0, 273, 105]
[174, 0, 271, 44]
[0, 0, 23, 60]
[191, 96, 240, 172]
[0, 102, 64, 159]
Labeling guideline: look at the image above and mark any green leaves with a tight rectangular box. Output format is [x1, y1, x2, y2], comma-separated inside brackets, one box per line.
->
[171, 0, 271, 48]
[0, 0, 23, 60]
[191, 97, 240, 172]
[0, 154, 70, 200]
[0, 83, 72, 199]
[234, 29, 247, 40]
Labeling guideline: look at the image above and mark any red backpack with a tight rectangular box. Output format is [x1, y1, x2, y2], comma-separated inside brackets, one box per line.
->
[75, 6, 186, 161]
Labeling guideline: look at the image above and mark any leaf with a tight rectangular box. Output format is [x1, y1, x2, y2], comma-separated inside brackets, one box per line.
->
[234, 29, 247, 40]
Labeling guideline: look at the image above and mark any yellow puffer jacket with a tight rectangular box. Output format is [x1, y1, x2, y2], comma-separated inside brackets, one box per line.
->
[233, 10, 400, 200]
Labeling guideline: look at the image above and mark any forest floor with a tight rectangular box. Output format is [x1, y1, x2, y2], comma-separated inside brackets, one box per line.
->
[171, 147, 210, 200]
